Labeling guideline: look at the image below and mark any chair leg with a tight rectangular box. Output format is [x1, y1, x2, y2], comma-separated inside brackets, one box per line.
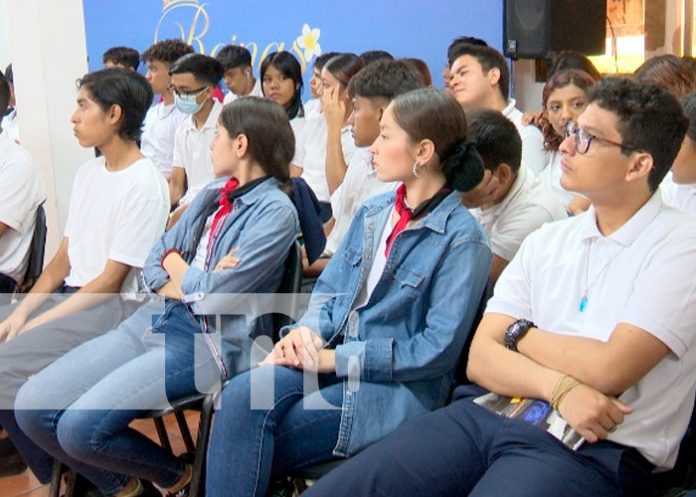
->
[49, 460, 63, 497]
[64, 469, 77, 497]
[189, 394, 215, 497]
[153, 416, 172, 453]
[175, 410, 196, 454]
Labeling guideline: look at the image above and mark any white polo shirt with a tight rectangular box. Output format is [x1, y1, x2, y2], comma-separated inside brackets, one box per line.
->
[140, 102, 188, 180]
[222, 78, 263, 104]
[63, 156, 170, 295]
[503, 99, 549, 176]
[486, 192, 696, 469]
[662, 177, 696, 217]
[304, 98, 322, 120]
[173, 100, 223, 205]
[0, 132, 45, 282]
[470, 166, 566, 262]
[293, 114, 356, 202]
[538, 150, 581, 209]
[326, 147, 396, 255]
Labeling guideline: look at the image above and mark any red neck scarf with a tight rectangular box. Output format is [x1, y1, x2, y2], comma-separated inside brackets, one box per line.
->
[209, 177, 239, 242]
[385, 184, 412, 256]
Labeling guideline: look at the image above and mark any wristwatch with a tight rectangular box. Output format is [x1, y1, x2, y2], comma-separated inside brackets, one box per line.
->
[504, 319, 535, 352]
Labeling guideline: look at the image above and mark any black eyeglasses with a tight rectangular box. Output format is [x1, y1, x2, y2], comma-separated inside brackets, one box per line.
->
[167, 84, 209, 98]
[565, 122, 630, 155]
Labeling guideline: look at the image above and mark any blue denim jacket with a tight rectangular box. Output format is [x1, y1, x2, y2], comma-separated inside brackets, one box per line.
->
[290, 189, 491, 456]
[143, 177, 300, 377]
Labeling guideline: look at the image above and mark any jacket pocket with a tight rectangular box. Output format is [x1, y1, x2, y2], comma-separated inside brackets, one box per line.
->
[393, 265, 425, 291]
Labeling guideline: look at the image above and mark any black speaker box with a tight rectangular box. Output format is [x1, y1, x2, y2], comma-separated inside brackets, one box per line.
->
[504, 0, 607, 59]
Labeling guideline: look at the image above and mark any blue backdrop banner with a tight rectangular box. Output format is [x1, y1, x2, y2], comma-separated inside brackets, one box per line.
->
[83, 0, 503, 92]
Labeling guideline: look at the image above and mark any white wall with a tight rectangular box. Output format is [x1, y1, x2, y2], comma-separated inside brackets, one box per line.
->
[2, 0, 93, 258]
[512, 59, 544, 113]
[0, 2, 9, 71]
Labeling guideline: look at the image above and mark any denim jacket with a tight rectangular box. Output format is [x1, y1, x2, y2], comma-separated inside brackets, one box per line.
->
[143, 177, 300, 377]
[290, 189, 491, 456]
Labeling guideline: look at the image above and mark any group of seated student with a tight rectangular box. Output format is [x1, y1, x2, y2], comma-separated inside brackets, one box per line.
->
[0, 31, 696, 497]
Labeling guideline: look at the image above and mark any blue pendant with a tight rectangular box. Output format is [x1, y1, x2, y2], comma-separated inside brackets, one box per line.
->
[579, 296, 588, 313]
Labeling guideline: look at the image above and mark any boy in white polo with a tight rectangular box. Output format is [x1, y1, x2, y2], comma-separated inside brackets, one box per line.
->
[216, 45, 262, 104]
[140, 39, 193, 180]
[0, 75, 45, 305]
[0, 68, 169, 485]
[663, 91, 696, 217]
[169, 54, 224, 212]
[465, 108, 566, 283]
[448, 44, 548, 176]
[301, 77, 696, 497]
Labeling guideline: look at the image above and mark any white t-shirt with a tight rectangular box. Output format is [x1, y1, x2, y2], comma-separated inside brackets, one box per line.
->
[503, 99, 549, 176]
[486, 193, 696, 469]
[471, 166, 566, 262]
[0, 132, 45, 282]
[1, 109, 19, 143]
[63, 156, 170, 294]
[140, 102, 188, 180]
[304, 98, 322, 120]
[173, 100, 223, 205]
[223, 78, 263, 104]
[326, 147, 397, 255]
[293, 114, 356, 202]
[662, 175, 696, 217]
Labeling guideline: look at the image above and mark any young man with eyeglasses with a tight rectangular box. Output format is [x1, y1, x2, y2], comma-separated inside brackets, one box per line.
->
[168, 53, 224, 219]
[301, 77, 696, 497]
[140, 39, 193, 181]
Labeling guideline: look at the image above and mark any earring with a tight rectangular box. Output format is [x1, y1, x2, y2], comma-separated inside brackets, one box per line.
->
[412, 162, 424, 178]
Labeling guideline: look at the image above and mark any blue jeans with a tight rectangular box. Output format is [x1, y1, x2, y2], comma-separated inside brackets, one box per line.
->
[302, 385, 656, 497]
[0, 286, 122, 482]
[15, 300, 221, 496]
[206, 365, 343, 497]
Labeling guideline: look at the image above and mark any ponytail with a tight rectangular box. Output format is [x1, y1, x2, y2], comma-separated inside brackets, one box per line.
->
[441, 141, 485, 192]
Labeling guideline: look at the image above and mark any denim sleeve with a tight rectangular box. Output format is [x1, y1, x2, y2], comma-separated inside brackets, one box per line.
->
[283, 204, 367, 342]
[181, 203, 299, 315]
[142, 205, 193, 293]
[334, 238, 492, 382]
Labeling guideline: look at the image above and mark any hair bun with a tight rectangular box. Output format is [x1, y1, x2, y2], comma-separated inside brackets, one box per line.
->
[442, 140, 485, 192]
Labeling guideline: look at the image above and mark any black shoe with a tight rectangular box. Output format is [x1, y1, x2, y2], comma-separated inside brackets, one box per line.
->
[0, 437, 28, 478]
[140, 480, 163, 497]
[71, 473, 106, 497]
[165, 483, 189, 497]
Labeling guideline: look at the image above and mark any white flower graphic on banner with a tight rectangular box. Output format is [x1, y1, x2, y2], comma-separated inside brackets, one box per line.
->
[296, 23, 321, 62]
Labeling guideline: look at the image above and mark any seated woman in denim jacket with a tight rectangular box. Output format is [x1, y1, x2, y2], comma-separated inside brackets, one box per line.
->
[13, 97, 301, 497]
[205, 88, 493, 497]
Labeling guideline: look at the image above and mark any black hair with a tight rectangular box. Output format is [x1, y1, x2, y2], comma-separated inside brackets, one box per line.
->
[0, 75, 9, 116]
[169, 53, 224, 87]
[260, 51, 304, 119]
[142, 39, 194, 65]
[216, 45, 253, 71]
[465, 108, 522, 173]
[390, 88, 485, 191]
[588, 77, 688, 192]
[76, 67, 153, 142]
[323, 53, 364, 87]
[219, 97, 294, 182]
[359, 50, 394, 66]
[446, 36, 489, 63]
[347, 59, 425, 101]
[4, 64, 12, 83]
[547, 51, 601, 81]
[102, 46, 140, 71]
[682, 92, 696, 143]
[448, 44, 510, 100]
[314, 52, 340, 72]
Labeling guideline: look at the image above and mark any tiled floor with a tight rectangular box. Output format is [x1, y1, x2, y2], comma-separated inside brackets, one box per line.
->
[2, 411, 200, 497]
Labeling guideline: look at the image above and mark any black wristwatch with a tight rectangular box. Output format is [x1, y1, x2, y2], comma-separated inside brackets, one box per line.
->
[504, 319, 535, 352]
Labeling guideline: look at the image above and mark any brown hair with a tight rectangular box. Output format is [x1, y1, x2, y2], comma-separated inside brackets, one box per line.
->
[539, 69, 598, 151]
[323, 53, 364, 88]
[390, 88, 484, 191]
[402, 58, 433, 87]
[219, 96, 294, 182]
[634, 54, 696, 99]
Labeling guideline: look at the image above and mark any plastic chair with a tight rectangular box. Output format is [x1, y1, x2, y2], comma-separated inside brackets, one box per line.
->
[14, 203, 47, 294]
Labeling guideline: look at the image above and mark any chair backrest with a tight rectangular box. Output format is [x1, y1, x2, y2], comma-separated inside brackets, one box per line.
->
[271, 240, 303, 340]
[452, 279, 493, 387]
[16, 203, 47, 294]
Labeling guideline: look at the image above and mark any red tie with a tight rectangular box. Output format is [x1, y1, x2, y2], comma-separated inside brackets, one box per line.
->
[209, 177, 239, 244]
[385, 184, 412, 256]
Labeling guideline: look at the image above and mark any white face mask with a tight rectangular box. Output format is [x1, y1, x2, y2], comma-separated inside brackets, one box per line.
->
[174, 87, 208, 114]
